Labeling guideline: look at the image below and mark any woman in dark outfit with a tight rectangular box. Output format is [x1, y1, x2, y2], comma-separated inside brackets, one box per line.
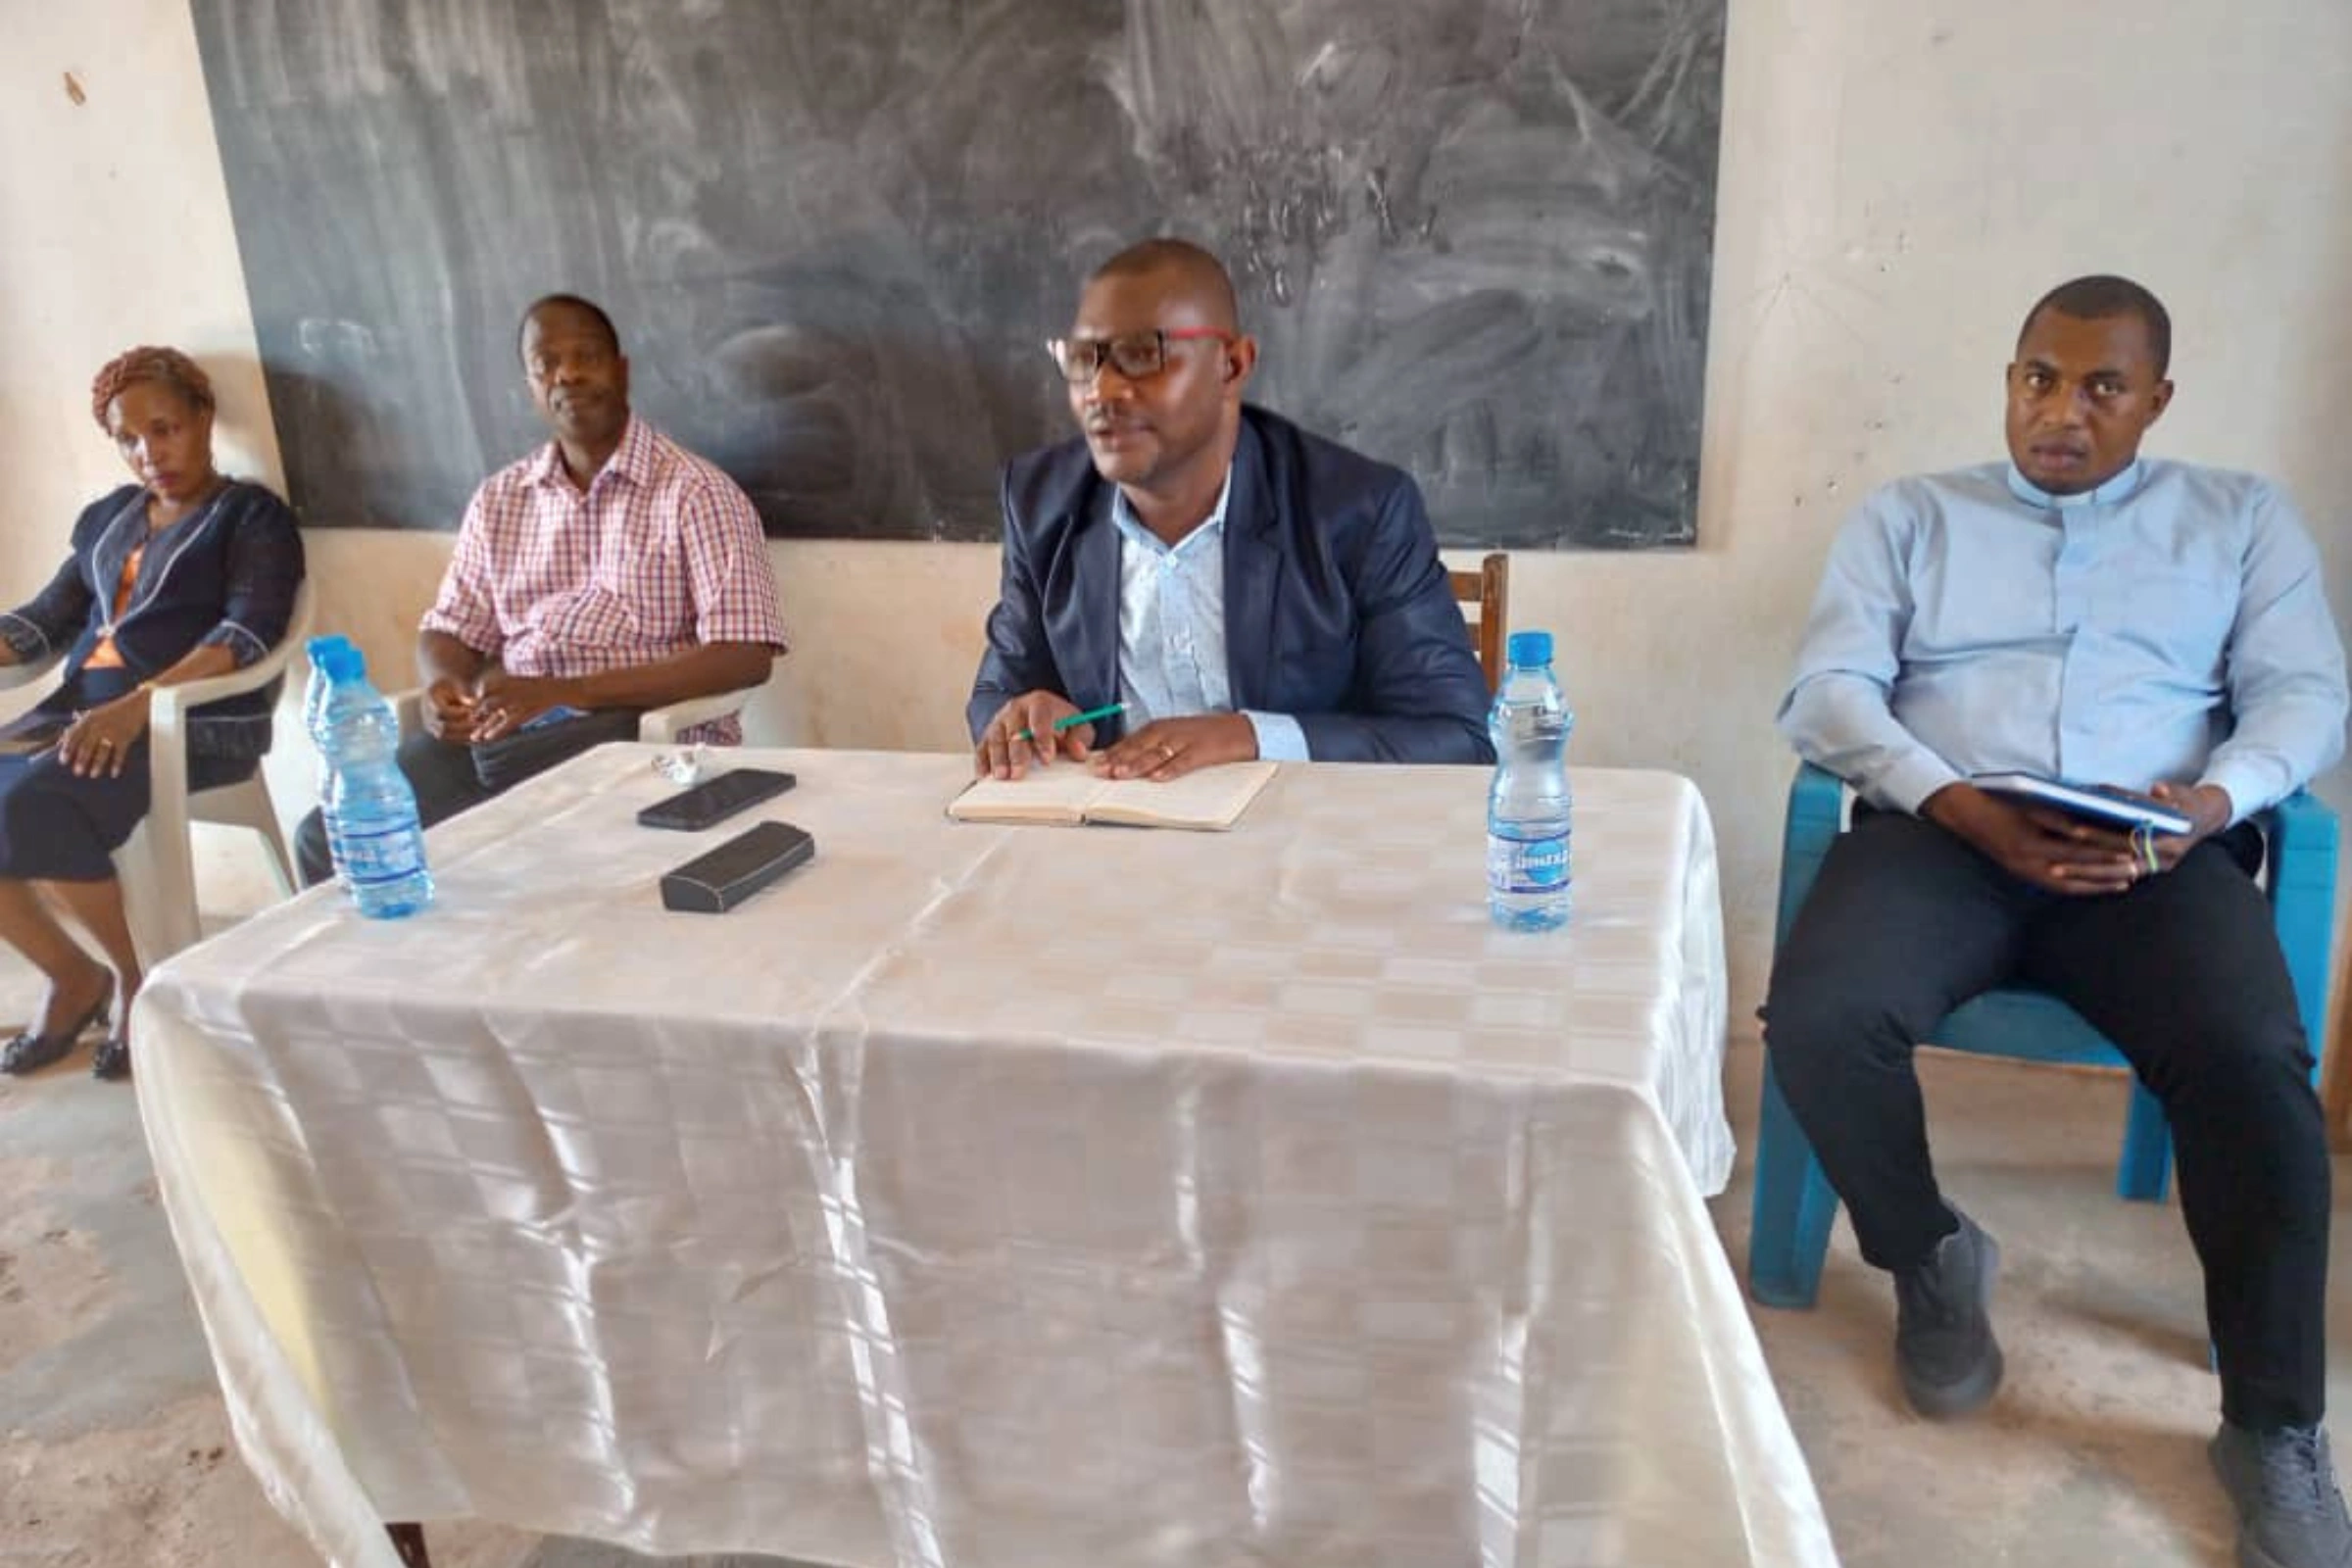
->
[0, 347, 303, 1081]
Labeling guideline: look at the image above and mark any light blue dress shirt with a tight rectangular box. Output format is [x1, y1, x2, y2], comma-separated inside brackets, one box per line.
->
[1110, 472, 1309, 760]
[1779, 459, 2348, 822]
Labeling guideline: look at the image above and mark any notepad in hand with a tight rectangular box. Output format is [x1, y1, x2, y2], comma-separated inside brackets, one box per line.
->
[1968, 772, 2194, 834]
[949, 760, 1279, 831]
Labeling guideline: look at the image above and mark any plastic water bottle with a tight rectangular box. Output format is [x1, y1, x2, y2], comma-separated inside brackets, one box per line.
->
[314, 643, 434, 918]
[1487, 629, 1573, 931]
[303, 635, 355, 886]
[302, 634, 352, 740]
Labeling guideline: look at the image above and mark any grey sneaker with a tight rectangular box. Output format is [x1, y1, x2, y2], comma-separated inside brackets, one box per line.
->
[1891, 1206, 2003, 1418]
[2211, 1422, 2352, 1568]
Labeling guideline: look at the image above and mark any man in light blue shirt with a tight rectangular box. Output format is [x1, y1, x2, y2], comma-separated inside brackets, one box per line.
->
[1769, 275, 2350, 1568]
[1101, 469, 1310, 763]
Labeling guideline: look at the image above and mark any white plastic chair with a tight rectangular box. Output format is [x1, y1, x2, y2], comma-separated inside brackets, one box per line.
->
[0, 578, 314, 963]
[634, 685, 768, 744]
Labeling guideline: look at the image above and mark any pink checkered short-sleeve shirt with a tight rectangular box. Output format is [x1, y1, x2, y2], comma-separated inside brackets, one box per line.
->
[421, 417, 786, 744]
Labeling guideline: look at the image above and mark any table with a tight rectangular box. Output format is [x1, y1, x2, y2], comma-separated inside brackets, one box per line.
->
[136, 748, 1830, 1568]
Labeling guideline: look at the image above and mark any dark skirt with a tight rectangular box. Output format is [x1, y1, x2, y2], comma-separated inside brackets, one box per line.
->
[0, 667, 251, 881]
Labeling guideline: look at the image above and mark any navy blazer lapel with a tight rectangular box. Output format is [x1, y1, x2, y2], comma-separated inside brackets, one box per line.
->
[1222, 419, 1282, 710]
[86, 492, 147, 612]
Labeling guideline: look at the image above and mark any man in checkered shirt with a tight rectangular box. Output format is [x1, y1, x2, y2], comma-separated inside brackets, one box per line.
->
[294, 294, 785, 884]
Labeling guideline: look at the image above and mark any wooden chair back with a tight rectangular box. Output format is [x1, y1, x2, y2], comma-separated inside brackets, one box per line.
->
[1448, 552, 1509, 694]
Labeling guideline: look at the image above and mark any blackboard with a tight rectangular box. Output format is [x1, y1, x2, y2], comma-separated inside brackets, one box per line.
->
[192, 0, 1723, 549]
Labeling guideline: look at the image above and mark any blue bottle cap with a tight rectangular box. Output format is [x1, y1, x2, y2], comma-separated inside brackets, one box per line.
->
[1507, 630, 1553, 667]
[305, 633, 351, 661]
[315, 642, 367, 681]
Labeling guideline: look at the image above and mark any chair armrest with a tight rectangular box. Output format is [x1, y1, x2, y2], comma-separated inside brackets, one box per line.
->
[145, 643, 302, 722]
[639, 681, 766, 745]
[0, 651, 62, 694]
[139, 578, 315, 960]
[2265, 790, 2339, 892]
[389, 687, 425, 741]
[146, 577, 316, 729]
[1777, 762, 1848, 943]
[2262, 790, 2339, 1054]
[147, 647, 296, 848]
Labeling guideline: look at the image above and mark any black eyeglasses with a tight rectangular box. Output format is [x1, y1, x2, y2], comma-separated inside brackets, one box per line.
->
[1048, 328, 1236, 385]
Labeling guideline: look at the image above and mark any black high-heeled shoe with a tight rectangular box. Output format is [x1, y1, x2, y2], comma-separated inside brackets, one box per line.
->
[0, 978, 115, 1076]
[91, 1034, 130, 1082]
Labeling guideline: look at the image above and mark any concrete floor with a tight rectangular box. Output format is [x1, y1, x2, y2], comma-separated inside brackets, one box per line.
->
[1714, 1043, 2352, 1568]
[4, 833, 2343, 1564]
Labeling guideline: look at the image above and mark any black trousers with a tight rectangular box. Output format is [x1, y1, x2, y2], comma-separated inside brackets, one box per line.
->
[295, 709, 643, 886]
[1762, 808, 2328, 1432]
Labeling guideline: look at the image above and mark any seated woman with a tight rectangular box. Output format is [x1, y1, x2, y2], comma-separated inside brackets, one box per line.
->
[0, 347, 304, 1082]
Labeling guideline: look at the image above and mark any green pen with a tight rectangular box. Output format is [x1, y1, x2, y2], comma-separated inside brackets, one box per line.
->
[1013, 702, 1126, 743]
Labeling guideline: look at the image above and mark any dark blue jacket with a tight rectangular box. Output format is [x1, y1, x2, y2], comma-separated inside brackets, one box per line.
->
[1, 481, 306, 761]
[967, 407, 1494, 764]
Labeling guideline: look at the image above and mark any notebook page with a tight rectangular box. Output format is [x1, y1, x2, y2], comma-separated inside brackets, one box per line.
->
[1086, 760, 1280, 830]
[947, 767, 1108, 824]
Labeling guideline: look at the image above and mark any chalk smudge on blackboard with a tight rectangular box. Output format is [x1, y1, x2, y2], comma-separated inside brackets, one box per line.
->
[193, 0, 1722, 547]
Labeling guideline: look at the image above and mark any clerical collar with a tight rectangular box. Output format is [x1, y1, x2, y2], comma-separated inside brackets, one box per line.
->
[2005, 459, 2146, 512]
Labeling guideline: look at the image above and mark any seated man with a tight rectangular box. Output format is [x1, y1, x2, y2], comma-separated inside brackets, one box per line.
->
[968, 238, 1492, 780]
[296, 294, 785, 883]
[1767, 275, 2349, 1567]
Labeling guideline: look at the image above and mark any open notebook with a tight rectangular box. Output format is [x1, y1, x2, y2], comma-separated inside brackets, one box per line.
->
[949, 760, 1280, 831]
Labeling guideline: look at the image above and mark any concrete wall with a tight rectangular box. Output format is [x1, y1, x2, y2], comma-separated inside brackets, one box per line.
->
[5, 0, 2348, 1029]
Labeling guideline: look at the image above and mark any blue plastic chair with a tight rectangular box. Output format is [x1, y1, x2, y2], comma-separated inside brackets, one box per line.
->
[1749, 762, 2339, 1309]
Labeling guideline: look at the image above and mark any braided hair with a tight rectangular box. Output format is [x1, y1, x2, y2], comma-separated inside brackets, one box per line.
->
[89, 346, 216, 432]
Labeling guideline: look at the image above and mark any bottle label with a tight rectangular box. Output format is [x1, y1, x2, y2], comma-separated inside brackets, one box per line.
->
[1499, 707, 1567, 747]
[338, 822, 426, 886]
[1488, 833, 1570, 895]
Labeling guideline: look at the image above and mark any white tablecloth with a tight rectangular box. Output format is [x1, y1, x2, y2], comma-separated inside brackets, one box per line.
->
[136, 748, 1826, 1567]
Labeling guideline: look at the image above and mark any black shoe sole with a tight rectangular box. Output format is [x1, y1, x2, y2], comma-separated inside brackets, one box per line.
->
[1902, 1340, 2006, 1420]
[2229, 1525, 2295, 1568]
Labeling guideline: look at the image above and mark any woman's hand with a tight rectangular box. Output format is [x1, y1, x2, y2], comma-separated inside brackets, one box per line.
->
[56, 691, 151, 778]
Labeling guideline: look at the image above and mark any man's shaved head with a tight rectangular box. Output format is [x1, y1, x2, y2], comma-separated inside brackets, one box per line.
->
[1065, 237, 1257, 517]
[1087, 238, 1242, 333]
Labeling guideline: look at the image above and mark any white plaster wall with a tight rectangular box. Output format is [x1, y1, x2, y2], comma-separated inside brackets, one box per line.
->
[4, 0, 2348, 1028]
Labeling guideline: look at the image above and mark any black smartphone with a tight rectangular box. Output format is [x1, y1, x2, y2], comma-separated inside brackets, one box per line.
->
[636, 767, 797, 831]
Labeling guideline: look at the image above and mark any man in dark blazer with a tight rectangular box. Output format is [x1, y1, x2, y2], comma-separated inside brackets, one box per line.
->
[969, 238, 1494, 781]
